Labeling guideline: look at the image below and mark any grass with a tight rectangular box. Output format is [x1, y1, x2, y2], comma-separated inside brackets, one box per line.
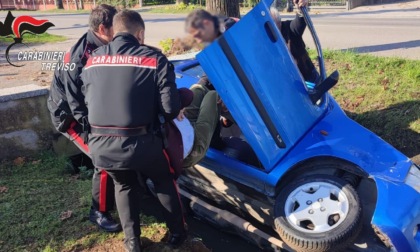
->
[0, 152, 104, 251]
[0, 151, 175, 252]
[147, 4, 204, 14]
[0, 33, 67, 44]
[314, 49, 420, 157]
[146, 4, 253, 15]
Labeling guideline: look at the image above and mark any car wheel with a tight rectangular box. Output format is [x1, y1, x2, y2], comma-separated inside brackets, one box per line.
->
[274, 174, 362, 252]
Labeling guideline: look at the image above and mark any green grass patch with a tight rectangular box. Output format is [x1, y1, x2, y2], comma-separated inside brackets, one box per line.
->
[0, 33, 67, 44]
[0, 151, 167, 251]
[147, 3, 203, 13]
[310, 49, 420, 157]
[0, 151, 90, 251]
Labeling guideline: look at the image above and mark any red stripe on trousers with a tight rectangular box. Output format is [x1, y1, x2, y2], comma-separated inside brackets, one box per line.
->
[162, 150, 186, 225]
[162, 149, 175, 174]
[66, 121, 89, 153]
[99, 170, 108, 212]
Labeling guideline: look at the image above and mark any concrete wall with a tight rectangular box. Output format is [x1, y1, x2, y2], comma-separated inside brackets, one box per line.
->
[0, 84, 79, 161]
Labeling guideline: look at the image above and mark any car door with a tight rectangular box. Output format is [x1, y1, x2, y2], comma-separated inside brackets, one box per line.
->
[196, 0, 325, 171]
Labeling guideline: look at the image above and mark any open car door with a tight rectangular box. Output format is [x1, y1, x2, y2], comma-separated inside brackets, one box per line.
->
[197, 0, 326, 171]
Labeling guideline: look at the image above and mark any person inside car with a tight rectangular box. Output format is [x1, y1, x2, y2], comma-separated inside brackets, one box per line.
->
[165, 83, 261, 176]
[183, 1, 319, 147]
[269, 5, 320, 83]
[185, 0, 318, 85]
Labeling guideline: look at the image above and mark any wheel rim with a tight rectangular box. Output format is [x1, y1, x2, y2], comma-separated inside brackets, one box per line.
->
[284, 181, 350, 233]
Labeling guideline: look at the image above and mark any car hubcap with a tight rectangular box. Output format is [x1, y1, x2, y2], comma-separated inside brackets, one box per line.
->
[284, 182, 349, 233]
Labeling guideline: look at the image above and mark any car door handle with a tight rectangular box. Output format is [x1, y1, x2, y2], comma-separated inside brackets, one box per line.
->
[264, 21, 278, 43]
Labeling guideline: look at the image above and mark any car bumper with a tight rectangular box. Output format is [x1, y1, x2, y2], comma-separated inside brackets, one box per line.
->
[372, 177, 420, 251]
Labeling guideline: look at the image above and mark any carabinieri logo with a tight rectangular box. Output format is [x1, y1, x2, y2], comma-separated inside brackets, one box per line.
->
[0, 11, 54, 67]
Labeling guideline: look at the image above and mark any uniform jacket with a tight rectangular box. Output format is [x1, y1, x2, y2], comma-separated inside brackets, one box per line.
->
[47, 30, 104, 130]
[80, 32, 181, 170]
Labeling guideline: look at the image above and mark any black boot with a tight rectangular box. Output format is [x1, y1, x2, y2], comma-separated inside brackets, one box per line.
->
[89, 207, 122, 232]
[167, 232, 187, 248]
[124, 237, 141, 252]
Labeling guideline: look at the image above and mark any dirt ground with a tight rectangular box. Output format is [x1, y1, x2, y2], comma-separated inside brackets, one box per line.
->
[0, 39, 75, 89]
[81, 194, 258, 252]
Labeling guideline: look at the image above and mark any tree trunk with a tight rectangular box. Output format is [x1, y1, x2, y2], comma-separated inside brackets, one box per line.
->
[206, 0, 240, 18]
[286, 0, 294, 12]
[176, 0, 190, 4]
[56, 0, 64, 9]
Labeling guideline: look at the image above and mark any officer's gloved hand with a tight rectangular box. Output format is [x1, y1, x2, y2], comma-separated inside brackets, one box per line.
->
[220, 116, 233, 128]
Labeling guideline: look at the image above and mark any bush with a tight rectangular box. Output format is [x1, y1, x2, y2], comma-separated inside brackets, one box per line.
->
[159, 36, 203, 55]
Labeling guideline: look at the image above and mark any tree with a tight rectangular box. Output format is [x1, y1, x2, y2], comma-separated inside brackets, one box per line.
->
[244, 0, 260, 8]
[56, 0, 64, 9]
[176, 0, 190, 4]
[206, 0, 240, 18]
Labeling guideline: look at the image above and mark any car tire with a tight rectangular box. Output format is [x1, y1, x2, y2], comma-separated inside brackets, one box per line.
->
[274, 174, 362, 252]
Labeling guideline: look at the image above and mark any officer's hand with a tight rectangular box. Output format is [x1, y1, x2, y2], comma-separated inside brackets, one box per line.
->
[176, 109, 185, 121]
[294, 0, 308, 7]
[220, 116, 234, 128]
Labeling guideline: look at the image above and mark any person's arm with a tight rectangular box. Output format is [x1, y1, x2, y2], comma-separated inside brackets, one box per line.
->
[289, 13, 306, 36]
[294, 0, 308, 8]
[156, 53, 181, 121]
[198, 73, 215, 90]
[289, 0, 308, 36]
[64, 53, 88, 123]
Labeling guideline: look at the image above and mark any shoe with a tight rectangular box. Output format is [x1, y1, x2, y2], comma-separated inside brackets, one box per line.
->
[89, 208, 122, 232]
[124, 237, 141, 252]
[167, 232, 187, 248]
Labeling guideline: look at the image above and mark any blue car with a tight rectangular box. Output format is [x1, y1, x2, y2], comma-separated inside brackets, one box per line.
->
[170, 1, 420, 251]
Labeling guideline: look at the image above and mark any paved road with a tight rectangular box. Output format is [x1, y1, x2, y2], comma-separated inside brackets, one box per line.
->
[46, 12, 188, 47]
[305, 6, 420, 59]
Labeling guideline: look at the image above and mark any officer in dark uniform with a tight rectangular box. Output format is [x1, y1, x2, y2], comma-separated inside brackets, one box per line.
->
[80, 10, 187, 252]
[47, 4, 121, 232]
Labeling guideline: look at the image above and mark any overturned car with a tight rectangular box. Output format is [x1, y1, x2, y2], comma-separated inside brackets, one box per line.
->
[170, 1, 420, 251]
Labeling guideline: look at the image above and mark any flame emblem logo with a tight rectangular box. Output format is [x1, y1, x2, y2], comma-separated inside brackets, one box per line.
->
[0, 11, 54, 67]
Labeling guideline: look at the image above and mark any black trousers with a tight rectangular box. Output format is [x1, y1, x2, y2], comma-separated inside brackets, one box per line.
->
[62, 121, 115, 212]
[103, 138, 185, 240]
